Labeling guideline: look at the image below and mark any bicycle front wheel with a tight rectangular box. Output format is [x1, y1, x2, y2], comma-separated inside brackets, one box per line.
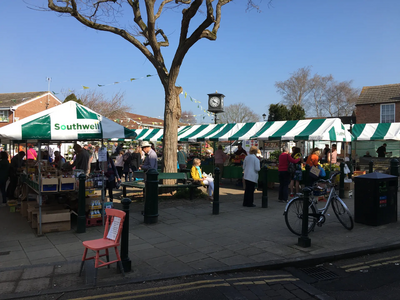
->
[284, 197, 317, 236]
[332, 197, 354, 230]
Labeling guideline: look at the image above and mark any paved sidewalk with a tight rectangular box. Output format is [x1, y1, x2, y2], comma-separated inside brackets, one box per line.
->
[1, 181, 400, 299]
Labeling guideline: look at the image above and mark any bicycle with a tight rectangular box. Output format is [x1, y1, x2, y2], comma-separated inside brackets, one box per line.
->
[283, 172, 354, 236]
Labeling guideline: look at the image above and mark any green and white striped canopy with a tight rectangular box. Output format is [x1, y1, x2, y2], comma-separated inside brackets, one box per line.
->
[134, 118, 351, 142]
[352, 123, 400, 141]
[0, 101, 137, 142]
[250, 118, 351, 141]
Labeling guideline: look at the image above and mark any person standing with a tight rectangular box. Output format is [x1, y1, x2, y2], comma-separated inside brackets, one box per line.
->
[177, 145, 188, 170]
[26, 145, 37, 161]
[53, 151, 66, 169]
[321, 144, 330, 163]
[214, 145, 228, 183]
[306, 147, 321, 185]
[122, 150, 132, 181]
[0, 152, 10, 205]
[376, 143, 387, 157]
[7, 151, 25, 200]
[330, 144, 338, 164]
[103, 153, 120, 202]
[140, 141, 158, 171]
[235, 143, 247, 156]
[115, 150, 124, 179]
[278, 146, 300, 203]
[242, 146, 261, 207]
[289, 147, 303, 197]
[71, 144, 90, 176]
[91, 145, 99, 171]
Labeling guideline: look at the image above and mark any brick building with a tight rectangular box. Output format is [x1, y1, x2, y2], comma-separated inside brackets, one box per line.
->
[0, 92, 62, 127]
[355, 83, 400, 124]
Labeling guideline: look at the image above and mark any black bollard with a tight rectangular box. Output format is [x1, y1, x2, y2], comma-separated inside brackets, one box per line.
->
[262, 166, 268, 208]
[297, 188, 311, 248]
[339, 162, 345, 198]
[390, 159, 399, 177]
[369, 160, 374, 173]
[144, 169, 159, 224]
[76, 174, 87, 233]
[213, 168, 220, 215]
[305, 164, 310, 187]
[120, 198, 132, 272]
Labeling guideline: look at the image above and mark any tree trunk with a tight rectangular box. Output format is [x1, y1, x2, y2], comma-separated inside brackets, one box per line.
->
[162, 85, 182, 175]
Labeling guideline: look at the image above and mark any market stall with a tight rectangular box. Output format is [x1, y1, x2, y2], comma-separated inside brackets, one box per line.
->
[351, 122, 400, 172]
[0, 101, 136, 235]
[250, 118, 353, 183]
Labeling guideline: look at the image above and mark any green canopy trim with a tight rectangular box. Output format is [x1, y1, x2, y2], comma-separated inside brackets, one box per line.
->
[295, 119, 326, 140]
[228, 123, 255, 141]
[22, 114, 51, 140]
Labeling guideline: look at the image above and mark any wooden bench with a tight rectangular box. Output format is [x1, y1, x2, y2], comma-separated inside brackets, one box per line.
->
[121, 172, 203, 200]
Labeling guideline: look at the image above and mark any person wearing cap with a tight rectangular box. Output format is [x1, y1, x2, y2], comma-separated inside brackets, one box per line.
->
[140, 141, 158, 171]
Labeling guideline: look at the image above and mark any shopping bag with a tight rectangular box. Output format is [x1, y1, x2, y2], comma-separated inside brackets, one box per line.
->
[344, 164, 350, 174]
[318, 165, 326, 177]
[309, 166, 321, 179]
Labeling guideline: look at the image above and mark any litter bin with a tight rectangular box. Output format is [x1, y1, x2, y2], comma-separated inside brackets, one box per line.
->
[354, 172, 397, 226]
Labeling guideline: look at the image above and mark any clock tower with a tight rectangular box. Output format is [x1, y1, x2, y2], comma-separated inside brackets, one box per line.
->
[207, 92, 225, 113]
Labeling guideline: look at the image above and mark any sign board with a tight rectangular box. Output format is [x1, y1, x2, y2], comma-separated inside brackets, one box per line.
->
[106, 216, 121, 240]
[98, 147, 107, 162]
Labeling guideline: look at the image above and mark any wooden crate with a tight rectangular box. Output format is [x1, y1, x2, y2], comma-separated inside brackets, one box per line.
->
[41, 178, 59, 192]
[32, 209, 71, 233]
[59, 176, 76, 191]
[27, 204, 64, 223]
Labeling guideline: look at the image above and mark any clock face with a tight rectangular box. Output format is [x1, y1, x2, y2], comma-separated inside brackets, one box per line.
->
[209, 96, 220, 108]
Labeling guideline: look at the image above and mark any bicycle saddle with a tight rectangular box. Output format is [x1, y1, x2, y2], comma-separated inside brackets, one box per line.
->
[302, 187, 313, 193]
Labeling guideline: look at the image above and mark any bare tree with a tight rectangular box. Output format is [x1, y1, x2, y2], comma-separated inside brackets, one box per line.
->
[180, 110, 196, 125]
[46, 0, 261, 173]
[277, 67, 359, 118]
[310, 74, 334, 117]
[79, 91, 130, 121]
[218, 103, 260, 123]
[275, 66, 314, 107]
[324, 80, 359, 117]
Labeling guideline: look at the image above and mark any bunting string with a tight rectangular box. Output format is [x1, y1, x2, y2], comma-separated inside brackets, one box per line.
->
[51, 74, 157, 95]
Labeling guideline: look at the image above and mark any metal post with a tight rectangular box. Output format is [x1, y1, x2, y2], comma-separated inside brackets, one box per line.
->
[390, 159, 399, 177]
[76, 174, 87, 233]
[298, 188, 311, 248]
[144, 169, 159, 224]
[339, 162, 345, 199]
[305, 164, 310, 187]
[213, 168, 220, 215]
[262, 166, 268, 208]
[369, 160, 374, 173]
[120, 198, 132, 272]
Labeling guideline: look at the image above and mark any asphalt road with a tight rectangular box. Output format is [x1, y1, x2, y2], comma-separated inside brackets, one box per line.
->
[294, 248, 400, 300]
[16, 270, 320, 300]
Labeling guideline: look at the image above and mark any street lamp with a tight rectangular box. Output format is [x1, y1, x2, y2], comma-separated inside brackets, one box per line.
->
[262, 113, 266, 121]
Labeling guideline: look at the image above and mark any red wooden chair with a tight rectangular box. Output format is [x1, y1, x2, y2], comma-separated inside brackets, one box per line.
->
[79, 208, 126, 284]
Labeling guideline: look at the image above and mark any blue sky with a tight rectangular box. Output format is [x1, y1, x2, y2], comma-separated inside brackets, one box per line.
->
[1, 0, 399, 124]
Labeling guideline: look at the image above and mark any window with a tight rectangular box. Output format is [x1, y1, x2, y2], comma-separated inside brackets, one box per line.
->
[0, 110, 9, 122]
[381, 104, 395, 123]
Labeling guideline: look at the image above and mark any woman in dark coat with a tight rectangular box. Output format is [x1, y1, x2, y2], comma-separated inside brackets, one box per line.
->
[130, 146, 142, 180]
[104, 153, 120, 202]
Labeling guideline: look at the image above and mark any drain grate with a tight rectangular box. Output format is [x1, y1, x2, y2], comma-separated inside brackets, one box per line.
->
[0, 251, 10, 256]
[300, 266, 338, 281]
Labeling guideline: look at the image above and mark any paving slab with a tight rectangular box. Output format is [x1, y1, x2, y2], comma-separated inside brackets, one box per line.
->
[0, 182, 399, 299]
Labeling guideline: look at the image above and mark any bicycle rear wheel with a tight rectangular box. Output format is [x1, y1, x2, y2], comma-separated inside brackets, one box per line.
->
[332, 197, 354, 230]
[284, 197, 317, 236]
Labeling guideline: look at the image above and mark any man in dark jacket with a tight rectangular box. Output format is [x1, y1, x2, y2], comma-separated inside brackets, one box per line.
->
[7, 151, 25, 199]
